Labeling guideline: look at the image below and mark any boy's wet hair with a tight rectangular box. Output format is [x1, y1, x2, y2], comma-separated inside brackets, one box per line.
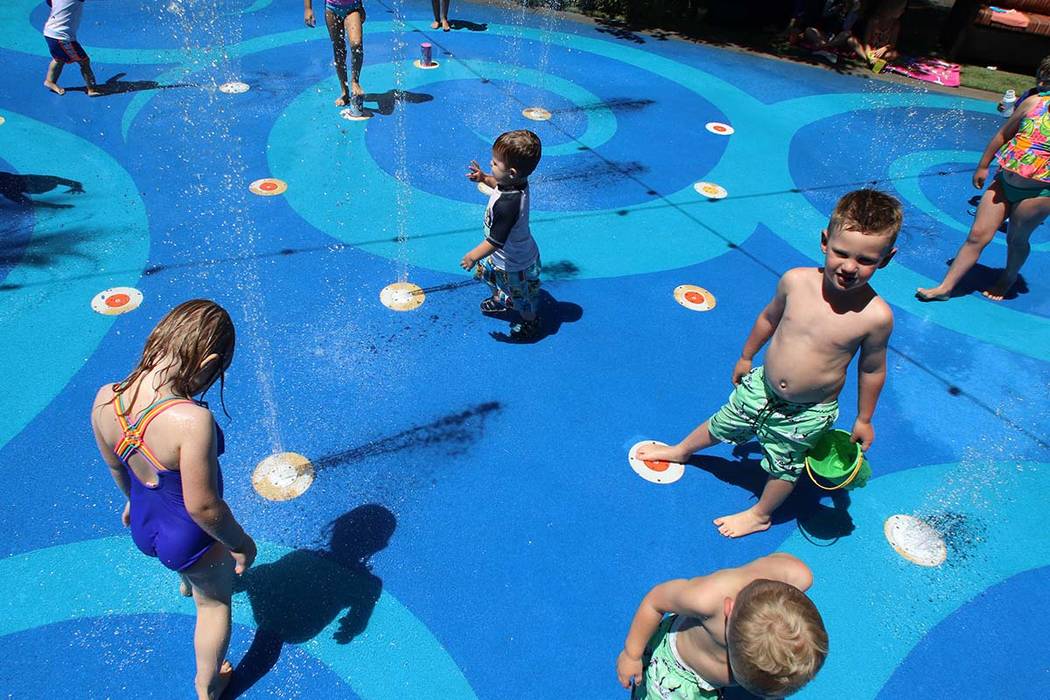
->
[112, 299, 236, 415]
[727, 579, 829, 698]
[493, 130, 542, 178]
[829, 188, 903, 245]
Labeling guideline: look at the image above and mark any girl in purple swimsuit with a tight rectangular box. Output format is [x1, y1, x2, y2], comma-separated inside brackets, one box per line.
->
[91, 300, 256, 700]
[304, 0, 367, 115]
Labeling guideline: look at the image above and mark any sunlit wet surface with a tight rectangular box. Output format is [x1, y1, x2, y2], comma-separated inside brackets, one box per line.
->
[0, 1, 1047, 698]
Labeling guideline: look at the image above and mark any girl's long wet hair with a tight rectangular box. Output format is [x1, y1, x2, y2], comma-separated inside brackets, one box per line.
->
[111, 299, 236, 417]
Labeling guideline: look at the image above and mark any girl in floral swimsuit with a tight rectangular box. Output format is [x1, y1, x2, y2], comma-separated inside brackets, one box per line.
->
[918, 57, 1050, 302]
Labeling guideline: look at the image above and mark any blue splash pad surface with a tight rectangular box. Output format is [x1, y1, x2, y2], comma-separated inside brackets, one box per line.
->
[0, 1, 1047, 698]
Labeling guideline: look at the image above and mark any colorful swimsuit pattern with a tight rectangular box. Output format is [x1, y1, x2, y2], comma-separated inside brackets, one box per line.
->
[113, 392, 224, 572]
[474, 256, 542, 316]
[707, 366, 838, 482]
[996, 93, 1050, 183]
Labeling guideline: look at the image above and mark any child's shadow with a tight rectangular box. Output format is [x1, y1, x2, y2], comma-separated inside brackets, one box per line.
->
[940, 258, 1029, 300]
[687, 443, 855, 542]
[225, 504, 397, 698]
[489, 289, 583, 344]
[361, 89, 433, 116]
[68, 72, 182, 96]
[449, 19, 488, 31]
[0, 172, 83, 208]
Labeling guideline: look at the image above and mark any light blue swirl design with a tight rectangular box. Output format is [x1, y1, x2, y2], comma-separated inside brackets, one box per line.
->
[887, 149, 1050, 253]
[0, 110, 150, 451]
[779, 460, 1050, 699]
[3, 7, 1047, 354]
[0, 537, 477, 699]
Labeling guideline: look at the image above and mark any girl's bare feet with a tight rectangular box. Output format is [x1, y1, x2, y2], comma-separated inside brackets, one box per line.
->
[351, 82, 364, 97]
[431, 20, 440, 29]
[335, 93, 350, 106]
[44, 80, 65, 95]
[713, 507, 771, 538]
[982, 273, 1015, 301]
[86, 86, 102, 97]
[209, 660, 234, 700]
[442, 19, 451, 31]
[915, 285, 950, 302]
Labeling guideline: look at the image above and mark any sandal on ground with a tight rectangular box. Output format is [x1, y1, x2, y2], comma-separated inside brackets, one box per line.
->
[480, 297, 506, 314]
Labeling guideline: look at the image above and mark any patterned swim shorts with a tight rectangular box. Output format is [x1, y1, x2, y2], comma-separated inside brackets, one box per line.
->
[707, 366, 838, 482]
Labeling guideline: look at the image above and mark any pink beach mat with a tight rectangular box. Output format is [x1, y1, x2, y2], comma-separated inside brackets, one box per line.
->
[882, 58, 961, 87]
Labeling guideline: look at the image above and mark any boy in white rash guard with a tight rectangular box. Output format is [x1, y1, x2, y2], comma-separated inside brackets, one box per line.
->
[461, 130, 543, 341]
[42, 0, 99, 96]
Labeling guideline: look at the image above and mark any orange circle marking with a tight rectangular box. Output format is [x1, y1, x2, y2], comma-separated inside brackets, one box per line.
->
[105, 293, 130, 308]
[260, 181, 277, 191]
[643, 459, 671, 472]
[684, 291, 705, 305]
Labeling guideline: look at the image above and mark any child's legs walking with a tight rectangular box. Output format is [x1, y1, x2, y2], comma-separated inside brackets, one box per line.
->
[344, 10, 365, 95]
[79, 58, 98, 95]
[324, 10, 350, 103]
[918, 182, 1009, 300]
[431, 0, 450, 26]
[182, 544, 235, 700]
[986, 195, 1050, 299]
[44, 59, 65, 94]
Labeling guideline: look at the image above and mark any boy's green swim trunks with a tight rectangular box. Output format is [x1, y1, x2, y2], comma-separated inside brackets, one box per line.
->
[707, 366, 838, 482]
[632, 616, 721, 700]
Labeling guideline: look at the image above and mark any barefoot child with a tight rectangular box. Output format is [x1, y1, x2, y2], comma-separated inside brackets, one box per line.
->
[462, 130, 543, 340]
[90, 300, 257, 700]
[617, 553, 828, 698]
[640, 189, 900, 538]
[431, 0, 451, 31]
[917, 56, 1050, 302]
[42, 0, 100, 96]
[304, 0, 366, 115]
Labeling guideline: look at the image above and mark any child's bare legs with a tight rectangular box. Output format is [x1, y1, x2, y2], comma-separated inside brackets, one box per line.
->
[325, 10, 351, 105]
[636, 421, 717, 464]
[984, 196, 1049, 299]
[344, 10, 365, 99]
[917, 182, 1009, 301]
[431, 0, 450, 30]
[182, 544, 235, 700]
[714, 476, 794, 538]
[44, 59, 65, 95]
[79, 59, 100, 96]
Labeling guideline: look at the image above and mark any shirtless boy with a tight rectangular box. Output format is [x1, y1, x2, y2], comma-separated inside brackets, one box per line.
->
[639, 189, 901, 537]
[617, 553, 828, 698]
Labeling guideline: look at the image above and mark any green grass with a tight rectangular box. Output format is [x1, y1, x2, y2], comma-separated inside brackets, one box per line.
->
[960, 66, 1032, 96]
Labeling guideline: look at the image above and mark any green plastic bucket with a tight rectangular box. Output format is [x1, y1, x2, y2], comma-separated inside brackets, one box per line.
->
[804, 429, 871, 491]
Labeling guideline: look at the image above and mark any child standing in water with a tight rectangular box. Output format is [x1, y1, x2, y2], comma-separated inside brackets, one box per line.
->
[617, 554, 828, 699]
[462, 130, 544, 340]
[431, 0, 451, 31]
[304, 0, 366, 115]
[640, 190, 901, 538]
[917, 56, 1050, 302]
[42, 0, 100, 96]
[90, 300, 256, 700]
